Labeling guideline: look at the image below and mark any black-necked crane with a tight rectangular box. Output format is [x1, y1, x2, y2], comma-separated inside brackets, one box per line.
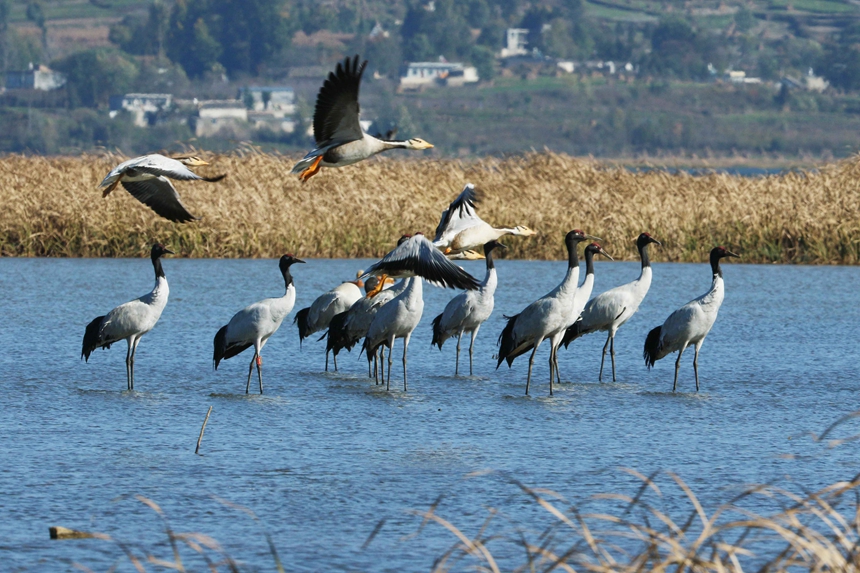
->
[361, 233, 482, 391]
[295, 274, 364, 371]
[496, 230, 602, 396]
[643, 246, 739, 392]
[324, 276, 399, 379]
[562, 232, 661, 382]
[99, 154, 226, 222]
[213, 255, 305, 394]
[433, 184, 536, 256]
[291, 55, 433, 182]
[431, 240, 505, 376]
[81, 243, 174, 390]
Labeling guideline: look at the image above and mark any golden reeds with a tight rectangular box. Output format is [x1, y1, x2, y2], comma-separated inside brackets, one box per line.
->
[4, 149, 860, 262]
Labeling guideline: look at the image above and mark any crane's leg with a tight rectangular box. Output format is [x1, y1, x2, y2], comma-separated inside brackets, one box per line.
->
[368, 352, 372, 378]
[255, 341, 264, 394]
[673, 345, 686, 392]
[599, 333, 610, 382]
[130, 336, 141, 390]
[125, 338, 133, 391]
[526, 339, 543, 396]
[549, 344, 557, 396]
[379, 347, 385, 386]
[403, 334, 411, 392]
[325, 350, 329, 372]
[386, 338, 395, 391]
[693, 343, 701, 392]
[455, 331, 463, 377]
[469, 327, 479, 377]
[333, 350, 338, 372]
[610, 334, 617, 383]
[246, 354, 255, 394]
[553, 346, 561, 385]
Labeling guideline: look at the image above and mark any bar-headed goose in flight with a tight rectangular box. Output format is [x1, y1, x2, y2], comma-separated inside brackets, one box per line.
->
[99, 154, 226, 223]
[291, 55, 434, 182]
[433, 184, 537, 256]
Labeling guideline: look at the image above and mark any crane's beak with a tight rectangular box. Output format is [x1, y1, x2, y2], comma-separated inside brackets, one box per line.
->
[599, 247, 613, 261]
[726, 251, 740, 258]
[497, 242, 508, 250]
[294, 258, 306, 264]
[585, 234, 601, 241]
[651, 238, 662, 246]
[164, 248, 175, 255]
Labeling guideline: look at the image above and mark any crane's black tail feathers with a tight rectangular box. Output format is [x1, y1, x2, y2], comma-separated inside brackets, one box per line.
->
[325, 311, 353, 357]
[496, 313, 520, 369]
[81, 316, 106, 362]
[643, 325, 662, 369]
[431, 313, 444, 349]
[561, 320, 583, 349]
[294, 307, 311, 345]
[213, 325, 228, 370]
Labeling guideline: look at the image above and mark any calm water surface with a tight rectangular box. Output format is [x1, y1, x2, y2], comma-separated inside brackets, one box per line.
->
[1, 257, 859, 571]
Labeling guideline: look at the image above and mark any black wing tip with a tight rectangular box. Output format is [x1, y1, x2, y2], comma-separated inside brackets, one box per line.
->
[561, 321, 582, 349]
[643, 325, 662, 369]
[81, 315, 106, 362]
[496, 313, 520, 368]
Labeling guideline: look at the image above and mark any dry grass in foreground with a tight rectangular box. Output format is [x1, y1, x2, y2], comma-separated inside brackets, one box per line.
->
[3, 149, 860, 263]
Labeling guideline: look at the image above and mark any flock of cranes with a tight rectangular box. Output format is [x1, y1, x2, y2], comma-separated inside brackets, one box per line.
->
[81, 55, 739, 396]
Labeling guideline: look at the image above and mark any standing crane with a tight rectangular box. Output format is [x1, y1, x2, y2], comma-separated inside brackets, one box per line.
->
[81, 243, 174, 390]
[643, 246, 739, 392]
[496, 230, 601, 395]
[213, 255, 305, 394]
[361, 233, 481, 390]
[431, 240, 505, 376]
[295, 274, 364, 371]
[562, 232, 661, 382]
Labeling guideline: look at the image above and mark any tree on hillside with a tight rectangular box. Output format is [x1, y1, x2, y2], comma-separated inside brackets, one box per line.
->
[53, 48, 139, 108]
[109, 1, 170, 58]
[166, 0, 289, 78]
[401, 0, 474, 61]
[820, 23, 860, 91]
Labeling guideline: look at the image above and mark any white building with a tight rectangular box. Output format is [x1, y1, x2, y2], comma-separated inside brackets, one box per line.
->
[109, 93, 173, 127]
[237, 86, 296, 116]
[500, 28, 529, 58]
[5, 64, 66, 91]
[400, 62, 479, 88]
[196, 100, 248, 137]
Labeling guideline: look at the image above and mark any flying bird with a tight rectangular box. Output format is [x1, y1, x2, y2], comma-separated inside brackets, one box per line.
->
[81, 243, 173, 390]
[291, 55, 433, 182]
[643, 246, 739, 392]
[431, 240, 505, 376]
[562, 232, 661, 382]
[433, 184, 536, 256]
[213, 255, 305, 394]
[99, 154, 226, 223]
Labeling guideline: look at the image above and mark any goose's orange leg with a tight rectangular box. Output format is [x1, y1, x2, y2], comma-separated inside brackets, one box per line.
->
[299, 156, 324, 182]
[102, 179, 121, 197]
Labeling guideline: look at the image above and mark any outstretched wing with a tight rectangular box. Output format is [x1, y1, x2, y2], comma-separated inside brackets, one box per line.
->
[121, 177, 197, 223]
[364, 235, 480, 290]
[313, 55, 367, 146]
[433, 184, 483, 244]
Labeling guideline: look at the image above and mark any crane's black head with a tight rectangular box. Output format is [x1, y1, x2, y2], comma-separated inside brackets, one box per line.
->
[483, 240, 506, 257]
[584, 242, 613, 260]
[709, 246, 739, 277]
[364, 276, 380, 294]
[280, 254, 306, 273]
[637, 232, 661, 248]
[150, 243, 174, 260]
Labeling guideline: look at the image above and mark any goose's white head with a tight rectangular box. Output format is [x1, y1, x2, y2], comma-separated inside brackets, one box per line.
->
[406, 138, 434, 150]
[174, 155, 210, 167]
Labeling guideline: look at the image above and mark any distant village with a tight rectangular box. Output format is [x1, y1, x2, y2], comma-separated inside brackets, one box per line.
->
[2, 26, 831, 141]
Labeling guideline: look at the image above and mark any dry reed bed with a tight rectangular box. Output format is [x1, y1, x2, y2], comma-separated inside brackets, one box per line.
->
[3, 150, 860, 262]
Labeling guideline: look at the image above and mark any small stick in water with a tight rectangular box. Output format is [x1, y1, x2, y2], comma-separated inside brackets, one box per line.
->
[195, 405, 213, 455]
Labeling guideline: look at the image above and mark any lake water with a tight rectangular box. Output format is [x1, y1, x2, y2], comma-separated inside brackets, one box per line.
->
[2, 257, 859, 571]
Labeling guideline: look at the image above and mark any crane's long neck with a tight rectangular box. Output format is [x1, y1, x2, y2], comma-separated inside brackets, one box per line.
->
[282, 267, 295, 294]
[555, 240, 581, 299]
[710, 250, 723, 278]
[578, 249, 597, 302]
[639, 242, 651, 270]
[481, 248, 498, 293]
[403, 276, 423, 305]
[150, 256, 168, 306]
